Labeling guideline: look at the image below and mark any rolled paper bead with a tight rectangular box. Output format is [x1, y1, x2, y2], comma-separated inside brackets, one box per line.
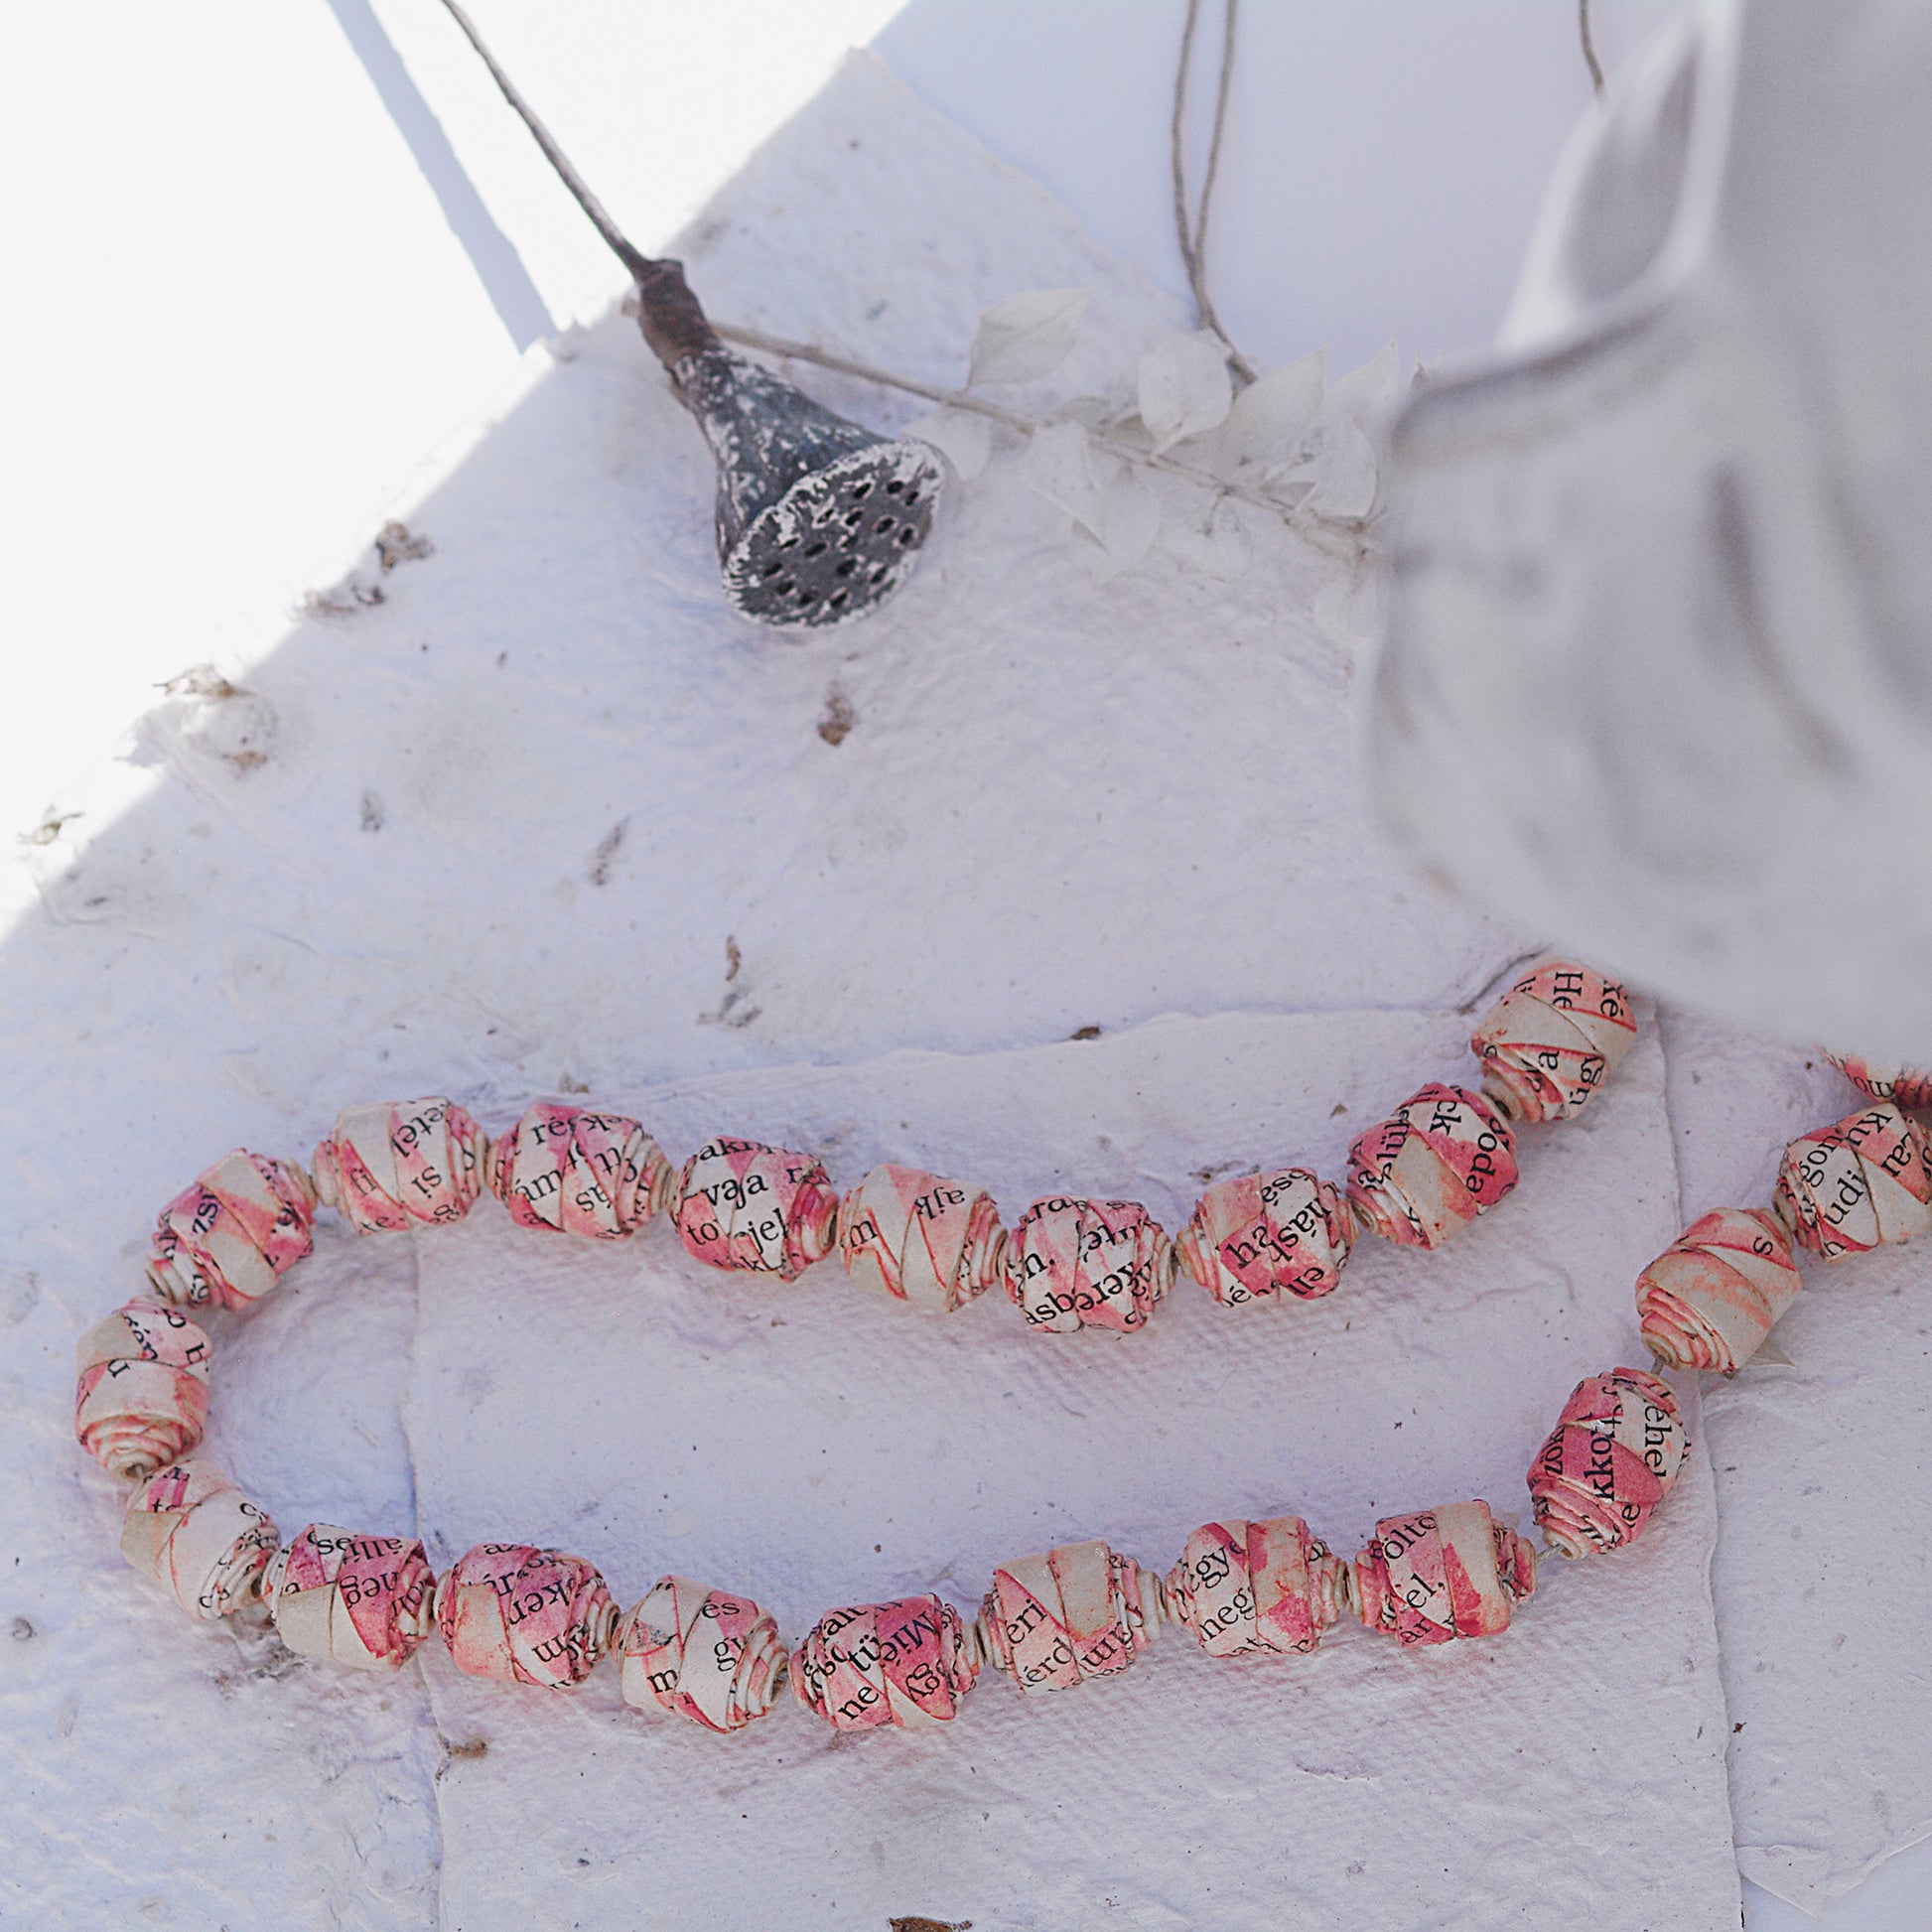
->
[1175, 1169, 1354, 1306]
[145, 1150, 317, 1311]
[672, 1136, 839, 1280]
[1351, 1500, 1534, 1647]
[263, 1525, 436, 1668]
[1005, 1196, 1175, 1334]
[1528, 1369, 1689, 1558]
[791, 1595, 980, 1730]
[617, 1576, 787, 1733]
[979, 1538, 1163, 1692]
[1469, 959, 1637, 1123]
[73, 1299, 210, 1478]
[312, 1097, 487, 1233]
[484, 1101, 674, 1240]
[1635, 1207, 1803, 1374]
[1165, 1516, 1349, 1657]
[121, 1460, 278, 1621]
[1345, 1083, 1518, 1249]
[838, 1164, 1006, 1312]
[435, 1543, 617, 1688]
[1823, 1052, 1932, 1112]
[1773, 1103, 1932, 1260]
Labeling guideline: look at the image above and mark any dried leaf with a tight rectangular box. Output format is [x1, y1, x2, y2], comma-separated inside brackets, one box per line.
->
[1135, 330, 1233, 454]
[1163, 503, 1251, 582]
[1307, 420, 1379, 520]
[1320, 342, 1401, 431]
[905, 409, 995, 480]
[1022, 421, 1104, 538]
[968, 287, 1092, 386]
[1090, 466, 1161, 582]
[1219, 349, 1325, 466]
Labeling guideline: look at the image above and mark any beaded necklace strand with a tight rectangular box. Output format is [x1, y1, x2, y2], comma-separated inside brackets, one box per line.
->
[77, 963, 1926, 1734]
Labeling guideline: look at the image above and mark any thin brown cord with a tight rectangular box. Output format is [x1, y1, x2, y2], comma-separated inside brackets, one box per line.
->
[1579, 0, 1606, 97]
[1171, 0, 1258, 385]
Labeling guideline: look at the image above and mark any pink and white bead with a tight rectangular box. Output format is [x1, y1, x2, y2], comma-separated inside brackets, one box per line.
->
[485, 1101, 673, 1240]
[435, 1543, 617, 1689]
[1635, 1208, 1803, 1374]
[312, 1098, 487, 1232]
[74, 1299, 210, 1478]
[1773, 1103, 1932, 1260]
[1351, 1500, 1534, 1646]
[838, 1164, 1006, 1312]
[1005, 1196, 1174, 1334]
[264, 1525, 436, 1667]
[145, 1150, 317, 1311]
[979, 1538, 1163, 1692]
[1346, 1083, 1518, 1249]
[1528, 1369, 1688, 1558]
[1165, 1515, 1348, 1656]
[1175, 1169, 1354, 1305]
[1470, 959, 1637, 1123]
[121, 1459, 278, 1620]
[791, 1595, 979, 1729]
[672, 1136, 839, 1280]
[617, 1576, 787, 1732]
[1823, 1052, 1932, 1112]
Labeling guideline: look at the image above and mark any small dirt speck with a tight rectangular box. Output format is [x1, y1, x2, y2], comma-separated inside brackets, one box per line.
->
[1070, 1025, 1102, 1041]
[10, 1616, 34, 1641]
[358, 791, 384, 833]
[818, 687, 856, 746]
[588, 819, 628, 887]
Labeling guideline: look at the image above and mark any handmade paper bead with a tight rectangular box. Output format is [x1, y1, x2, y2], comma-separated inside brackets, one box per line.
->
[484, 1101, 673, 1240]
[979, 1538, 1163, 1691]
[1005, 1197, 1175, 1334]
[145, 1150, 317, 1311]
[1528, 1369, 1688, 1558]
[435, 1543, 617, 1688]
[73, 1299, 210, 1478]
[1635, 1207, 1803, 1374]
[1165, 1516, 1348, 1656]
[791, 1595, 980, 1729]
[1773, 1103, 1932, 1259]
[121, 1460, 278, 1621]
[1823, 1052, 1932, 1111]
[1351, 1500, 1534, 1646]
[1345, 1083, 1518, 1249]
[617, 1576, 787, 1732]
[312, 1097, 486, 1233]
[1175, 1169, 1354, 1305]
[672, 1136, 839, 1280]
[839, 1164, 1006, 1312]
[263, 1525, 436, 1668]
[1470, 959, 1638, 1122]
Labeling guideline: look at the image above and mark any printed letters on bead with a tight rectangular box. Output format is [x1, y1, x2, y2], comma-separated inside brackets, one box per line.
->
[617, 1577, 787, 1731]
[1351, 1501, 1533, 1646]
[839, 1164, 1006, 1312]
[146, 1150, 316, 1311]
[1166, 1516, 1348, 1655]
[1470, 960, 1636, 1123]
[1005, 1197, 1174, 1333]
[1773, 1103, 1932, 1260]
[121, 1460, 278, 1621]
[1823, 1052, 1932, 1112]
[312, 1098, 487, 1233]
[265, 1525, 436, 1668]
[486, 1101, 674, 1240]
[1176, 1169, 1353, 1305]
[1345, 1084, 1518, 1250]
[435, 1543, 617, 1688]
[791, 1595, 979, 1728]
[74, 1299, 211, 1478]
[979, 1539, 1162, 1691]
[672, 1137, 839, 1280]
[1528, 1370, 1688, 1559]
[1634, 1207, 1801, 1374]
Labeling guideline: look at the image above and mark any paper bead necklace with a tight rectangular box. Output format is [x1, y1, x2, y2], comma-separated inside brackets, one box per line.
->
[81, 961, 1920, 1735]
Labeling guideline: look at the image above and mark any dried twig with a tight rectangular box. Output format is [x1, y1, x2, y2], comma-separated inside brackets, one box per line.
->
[1172, 0, 1257, 384]
[1579, 0, 1606, 97]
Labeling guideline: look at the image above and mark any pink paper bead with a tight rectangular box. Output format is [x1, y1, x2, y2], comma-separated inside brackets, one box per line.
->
[1165, 1516, 1348, 1656]
[1345, 1083, 1518, 1250]
[121, 1459, 278, 1621]
[264, 1525, 436, 1668]
[1823, 1052, 1932, 1111]
[1528, 1369, 1689, 1559]
[980, 1538, 1163, 1692]
[1175, 1169, 1354, 1305]
[312, 1097, 487, 1233]
[792, 1595, 980, 1729]
[484, 1101, 673, 1239]
[1005, 1196, 1175, 1334]
[145, 1150, 317, 1311]
[1351, 1500, 1534, 1647]
[1469, 959, 1637, 1123]
[435, 1543, 618, 1689]
[1635, 1207, 1803, 1374]
[1773, 1103, 1932, 1260]
[672, 1136, 839, 1280]
[838, 1164, 1007, 1312]
[617, 1576, 788, 1732]
[73, 1299, 210, 1478]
